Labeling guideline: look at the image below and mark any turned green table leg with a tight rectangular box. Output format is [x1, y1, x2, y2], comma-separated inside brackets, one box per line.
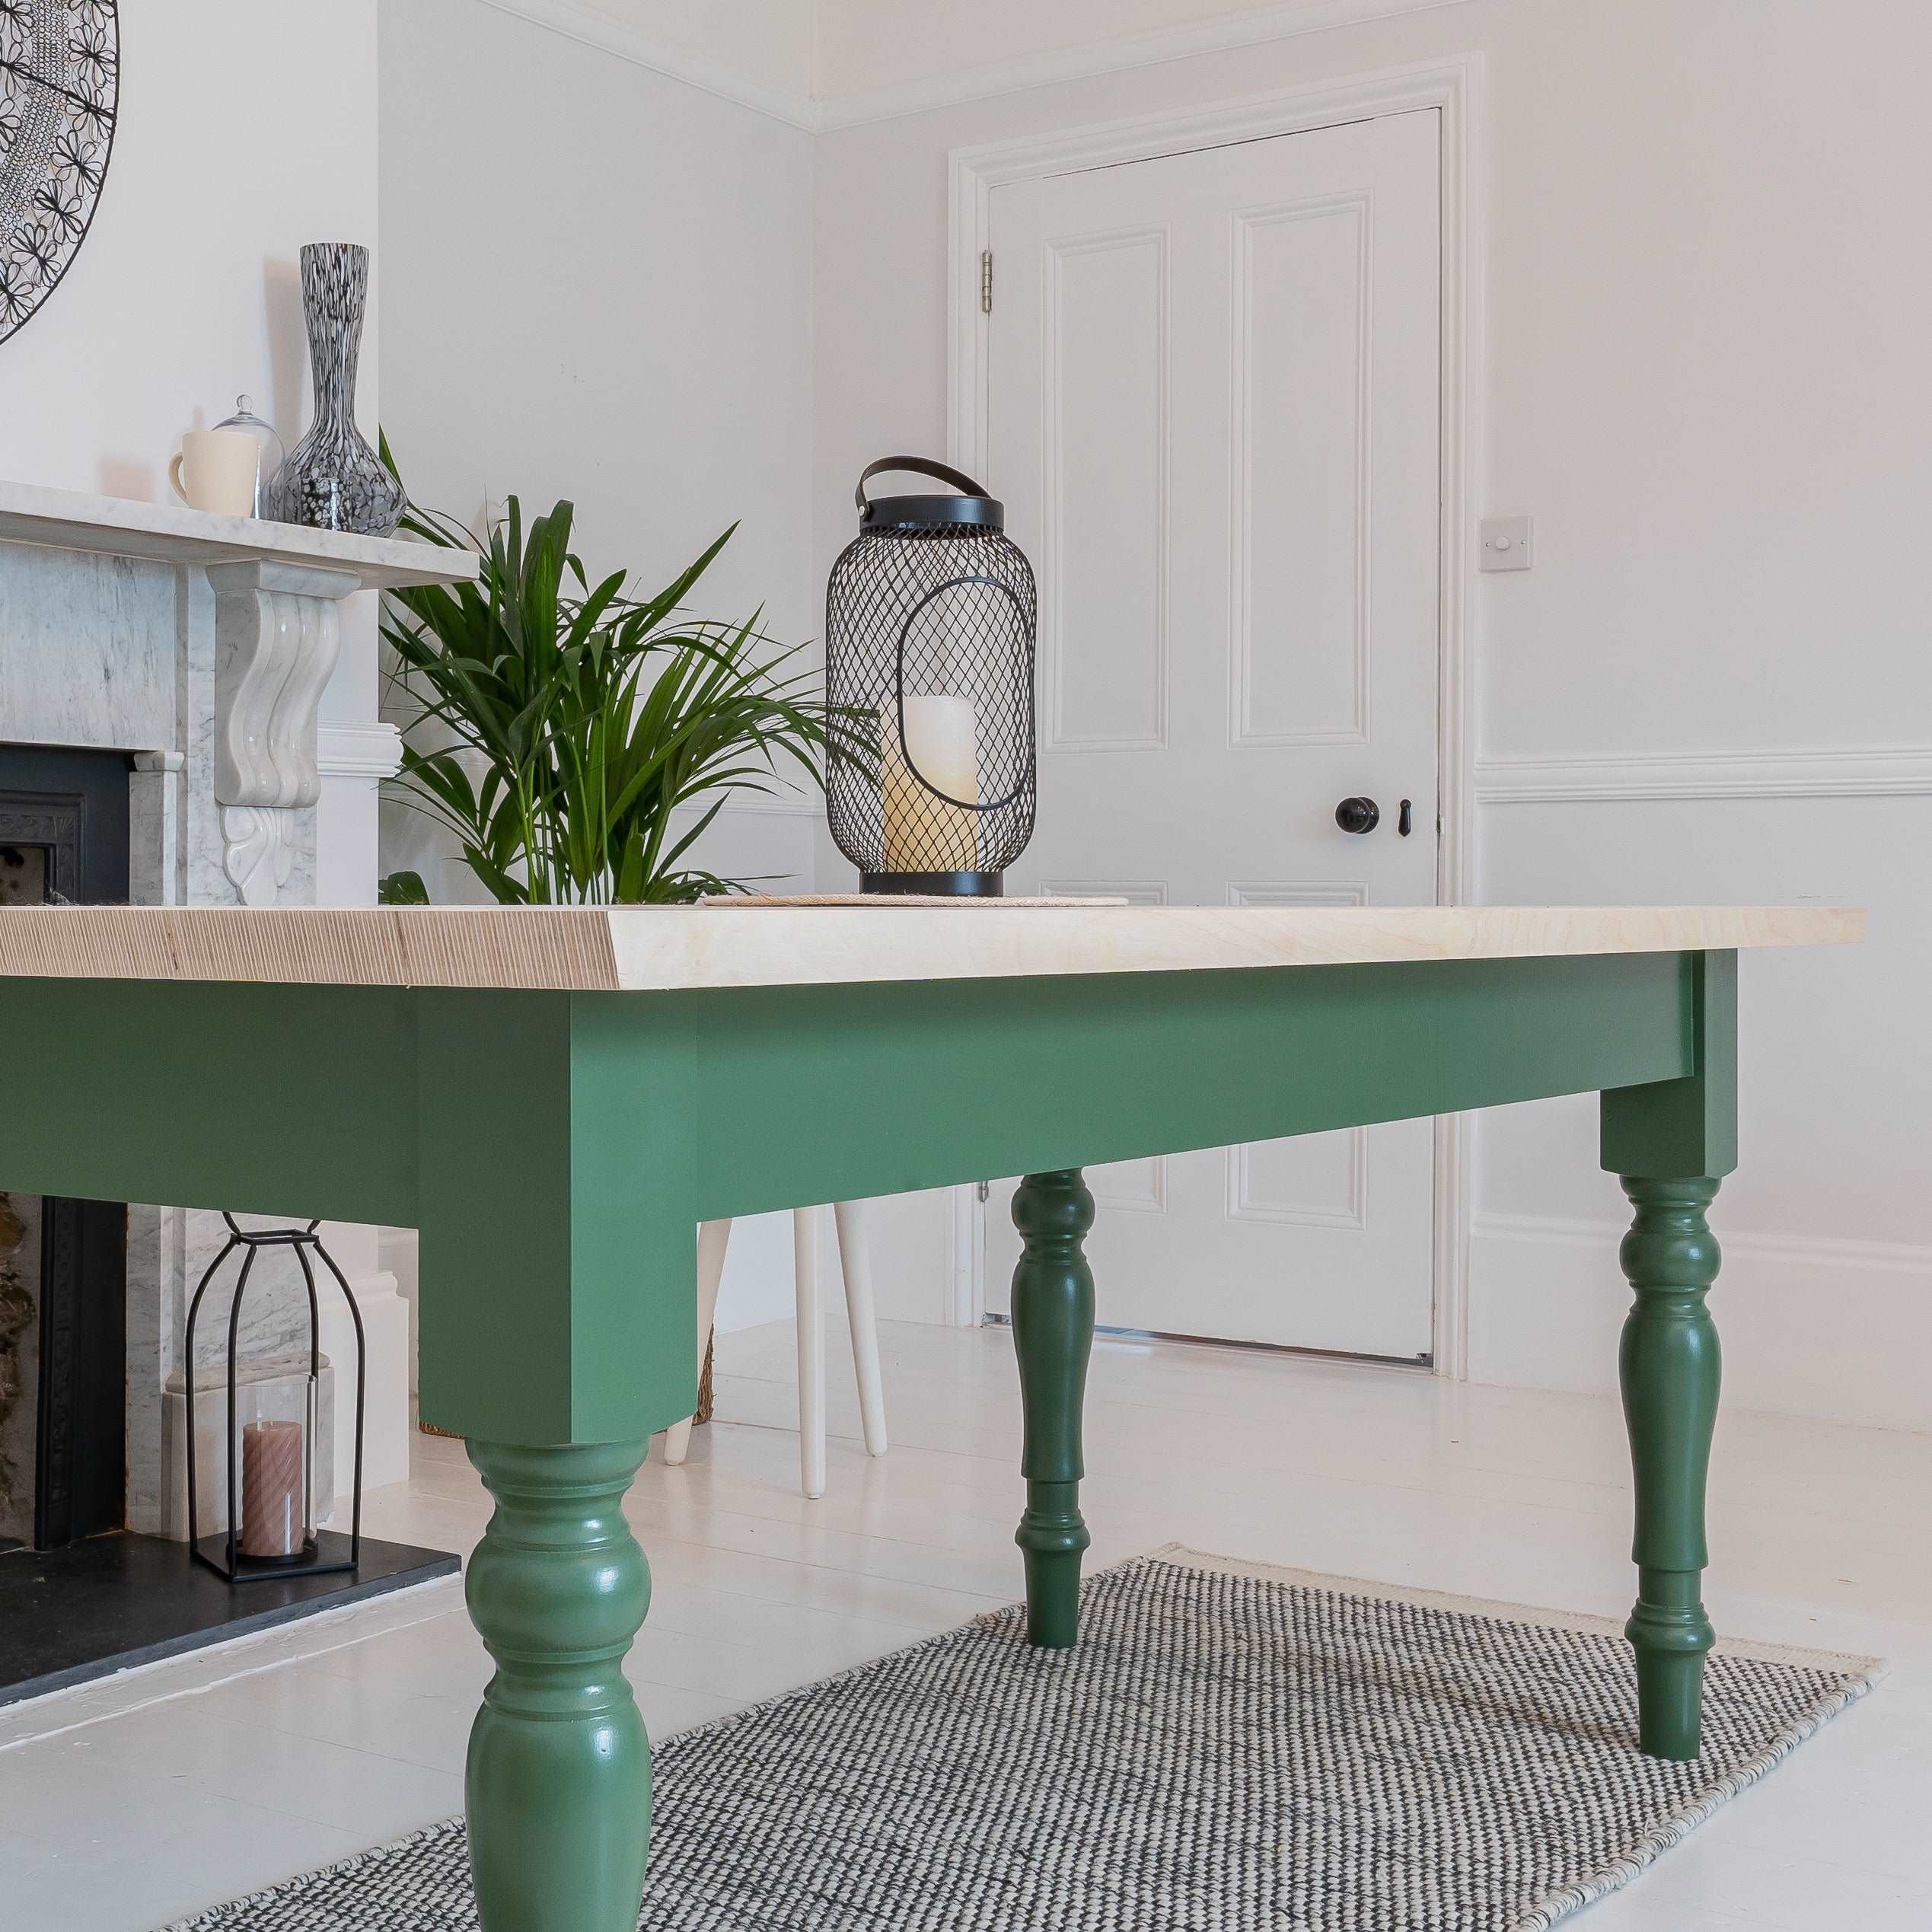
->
[1615, 1176, 1721, 1759]
[1602, 950, 1737, 1761]
[1010, 1169, 1096, 1648]
[464, 1439, 653, 1932]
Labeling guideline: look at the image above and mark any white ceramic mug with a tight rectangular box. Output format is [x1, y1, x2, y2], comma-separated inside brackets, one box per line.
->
[170, 429, 259, 515]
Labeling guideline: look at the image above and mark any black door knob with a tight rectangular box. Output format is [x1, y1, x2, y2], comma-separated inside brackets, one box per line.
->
[1334, 796, 1380, 835]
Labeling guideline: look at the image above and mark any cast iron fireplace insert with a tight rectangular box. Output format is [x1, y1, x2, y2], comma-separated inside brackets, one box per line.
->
[0, 744, 130, 1552]
[0, 742, 458, 1709]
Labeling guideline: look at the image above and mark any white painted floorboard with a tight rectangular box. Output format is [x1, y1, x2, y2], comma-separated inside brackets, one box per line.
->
[2, 1318, 1927, 1931]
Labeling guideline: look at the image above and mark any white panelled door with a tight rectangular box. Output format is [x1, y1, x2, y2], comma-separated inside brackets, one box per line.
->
[982, 111, 1442, 1359]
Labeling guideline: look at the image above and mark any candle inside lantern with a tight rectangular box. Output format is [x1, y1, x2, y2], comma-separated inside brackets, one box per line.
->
[880, 695, 979, 872]
[240, 1417, 305, 1558]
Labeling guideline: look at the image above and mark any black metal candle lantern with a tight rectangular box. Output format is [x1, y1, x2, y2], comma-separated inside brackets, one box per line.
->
[184, 1216, 365, 1584]
[825, 458, 1037, 895]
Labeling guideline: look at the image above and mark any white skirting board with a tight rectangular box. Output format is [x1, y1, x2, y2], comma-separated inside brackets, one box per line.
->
[0, 1573, 464, 1755]
[617, 1184, 1928, 1437]
[1468, 1213, 1932, 1435]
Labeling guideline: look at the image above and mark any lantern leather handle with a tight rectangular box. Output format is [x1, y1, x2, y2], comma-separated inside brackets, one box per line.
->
[856, 456, 991, 512]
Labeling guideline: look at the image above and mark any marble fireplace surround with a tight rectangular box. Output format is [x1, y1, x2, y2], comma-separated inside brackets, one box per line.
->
[0, 480, 476, 1536]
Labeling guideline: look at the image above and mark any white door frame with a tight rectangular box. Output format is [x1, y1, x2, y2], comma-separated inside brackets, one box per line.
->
[945, 55, 1486, 1378]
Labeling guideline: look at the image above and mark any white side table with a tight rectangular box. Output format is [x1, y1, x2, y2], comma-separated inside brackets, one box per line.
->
[661, 1200, 888, 1498]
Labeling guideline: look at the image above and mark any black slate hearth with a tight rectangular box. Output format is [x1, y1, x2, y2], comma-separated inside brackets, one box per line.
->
[0, 1532, 459, 1708]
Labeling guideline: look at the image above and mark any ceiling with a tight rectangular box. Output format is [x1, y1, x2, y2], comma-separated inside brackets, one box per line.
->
[494, 0, 1448, 129]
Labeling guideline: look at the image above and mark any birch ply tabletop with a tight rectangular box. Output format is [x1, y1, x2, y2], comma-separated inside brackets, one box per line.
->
[0, 902, 1864, 992]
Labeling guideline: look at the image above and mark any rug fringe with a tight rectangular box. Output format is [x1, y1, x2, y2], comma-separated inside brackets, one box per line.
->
[1505, 1669, 1881, 1931]
[1140, 1545, 1886, 1932]
[155, 1819, 466, 1931]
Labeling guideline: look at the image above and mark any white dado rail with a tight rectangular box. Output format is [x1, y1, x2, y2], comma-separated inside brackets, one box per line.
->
[0, 481, 476, 904]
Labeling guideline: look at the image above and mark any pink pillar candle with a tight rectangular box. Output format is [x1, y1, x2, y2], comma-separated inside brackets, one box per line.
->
[241, 1418, 306, 1558]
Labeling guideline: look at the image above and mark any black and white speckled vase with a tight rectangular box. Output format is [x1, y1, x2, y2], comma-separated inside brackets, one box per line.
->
[272, 243, 404, 536]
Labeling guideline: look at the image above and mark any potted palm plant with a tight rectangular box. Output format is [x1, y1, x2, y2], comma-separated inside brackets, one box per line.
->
[378, 447, 842, 906]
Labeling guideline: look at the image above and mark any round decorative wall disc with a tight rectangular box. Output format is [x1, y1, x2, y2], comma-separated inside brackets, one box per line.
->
[0, 2, 120, 345]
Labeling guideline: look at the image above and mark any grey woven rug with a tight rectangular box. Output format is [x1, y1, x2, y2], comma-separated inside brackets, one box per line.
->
[163, 1547, 1880, 1932]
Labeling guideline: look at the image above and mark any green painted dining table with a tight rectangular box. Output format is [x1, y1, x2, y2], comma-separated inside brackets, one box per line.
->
[0, 899, 1860, 1931]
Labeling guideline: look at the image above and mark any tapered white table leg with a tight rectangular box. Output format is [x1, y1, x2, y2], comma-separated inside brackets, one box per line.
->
[834, 1199, 888, 1457]
[663, 1218, 732, 1466]
[795, 1206, 827, 1499]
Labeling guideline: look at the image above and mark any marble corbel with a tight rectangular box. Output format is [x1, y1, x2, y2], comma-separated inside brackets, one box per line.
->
[207, 560, 362, 906]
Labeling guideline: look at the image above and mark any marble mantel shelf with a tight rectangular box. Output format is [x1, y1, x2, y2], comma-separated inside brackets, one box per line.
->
[0, 480, 479, 593]
[1, 480, 478, 906]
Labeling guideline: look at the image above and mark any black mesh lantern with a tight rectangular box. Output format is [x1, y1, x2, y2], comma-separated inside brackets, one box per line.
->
[825, 458, 1037, 895]
[183, 1217, 366, 1584]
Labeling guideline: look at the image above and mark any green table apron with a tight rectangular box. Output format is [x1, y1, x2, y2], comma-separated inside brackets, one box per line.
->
[2, 945, 1737, 1931]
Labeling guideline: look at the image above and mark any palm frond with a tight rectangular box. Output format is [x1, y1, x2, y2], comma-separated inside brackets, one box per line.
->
[381, 443, 838, 907]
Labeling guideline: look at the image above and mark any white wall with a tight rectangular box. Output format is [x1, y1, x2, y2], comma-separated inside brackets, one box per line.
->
[379, 0, 821, 1333]
[811, 0, 1456, 114]
[475, 0, 817, 113]
[810, 0, 1932, 1432]
[0, 0, 386, 757]
[0, 2, 378, 499]
[22, 0, 1914, 1430]
[378, 0, 818, 914]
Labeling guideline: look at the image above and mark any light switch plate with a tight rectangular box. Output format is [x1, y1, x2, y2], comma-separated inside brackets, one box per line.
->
[1480, 515, 1533, 572]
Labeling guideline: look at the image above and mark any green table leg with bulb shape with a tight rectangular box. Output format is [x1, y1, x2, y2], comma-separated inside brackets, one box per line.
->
[1602, 948, 1735, 1761]
[463, 1439, 655, 1929]
[0, 945, 1742, 1926]
[1004, 955, 1736, 1767]
[1010, 1168, 1097, 1648]
[1008, 1168, 1728, 1757]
